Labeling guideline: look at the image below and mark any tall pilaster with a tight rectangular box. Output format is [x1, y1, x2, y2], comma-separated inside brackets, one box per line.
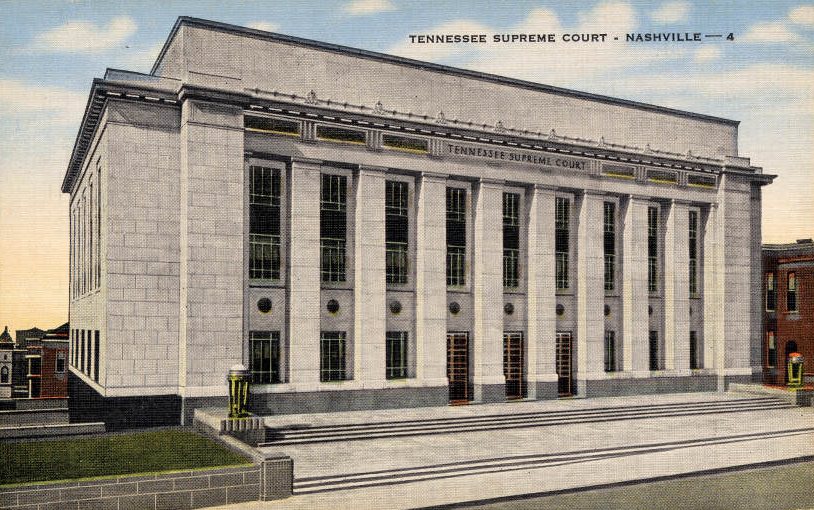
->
[622, 195, 650, 374]
[353, 166, 387, 383]
[287, 157, 322, 385]
[703, 203, 723, 384]
[415, 172, 448, 386]
[664, 200, 690, 371]
[526, 185, 558, 399]
[576, 191, 606, 388]
[472, 179, 505, 402]
[178, 100, 244, 409]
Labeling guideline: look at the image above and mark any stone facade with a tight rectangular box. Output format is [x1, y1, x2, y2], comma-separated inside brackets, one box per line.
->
[62, 17, 774, 426]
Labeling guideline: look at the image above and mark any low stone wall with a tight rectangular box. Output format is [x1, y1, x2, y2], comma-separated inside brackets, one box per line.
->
[0, 455, 292, 509]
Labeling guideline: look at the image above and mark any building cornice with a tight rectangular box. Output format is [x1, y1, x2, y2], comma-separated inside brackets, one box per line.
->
[152, 17, 740, 127]
[63, 80, 775, 195]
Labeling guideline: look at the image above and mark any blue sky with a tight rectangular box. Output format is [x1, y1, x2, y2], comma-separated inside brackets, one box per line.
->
[0, 0, 812, 329]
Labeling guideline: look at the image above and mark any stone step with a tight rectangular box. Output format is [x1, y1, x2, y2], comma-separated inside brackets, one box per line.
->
[260, 398, 791, 446]
[290, 426, 814, 494]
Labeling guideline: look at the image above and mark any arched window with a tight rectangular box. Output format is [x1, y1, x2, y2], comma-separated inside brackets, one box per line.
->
[0, 366, 8, 384]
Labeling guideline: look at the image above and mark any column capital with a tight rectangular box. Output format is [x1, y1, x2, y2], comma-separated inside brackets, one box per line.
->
[532, 183, 557, 194]
[358, 165, 388, 176]
[290, 156, 322, 168]
[478, 177, 505, 188]
[670, 198, 692, 207]
[420, 171, 447, 182]
[582, 189, 606, 198]
[627, 193, 652, 203]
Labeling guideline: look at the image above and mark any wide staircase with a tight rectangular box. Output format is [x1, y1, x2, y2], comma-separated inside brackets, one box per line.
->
[260, 395, 792, 447]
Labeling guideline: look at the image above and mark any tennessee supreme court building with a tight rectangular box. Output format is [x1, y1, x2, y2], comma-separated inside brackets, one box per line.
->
[63, 18, 774, 427]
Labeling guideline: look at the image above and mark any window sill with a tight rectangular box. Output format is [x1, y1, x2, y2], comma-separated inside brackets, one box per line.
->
[248, 280, 285, 288]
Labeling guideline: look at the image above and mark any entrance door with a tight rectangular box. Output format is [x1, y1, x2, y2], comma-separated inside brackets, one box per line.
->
[556, 332, 573, 397]
[447, 332, 470, 403]
[504, 332, 526, 399]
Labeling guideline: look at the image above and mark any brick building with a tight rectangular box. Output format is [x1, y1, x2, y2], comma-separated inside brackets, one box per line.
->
[763, 239, 814, 384]
[63, 18, 774, 428]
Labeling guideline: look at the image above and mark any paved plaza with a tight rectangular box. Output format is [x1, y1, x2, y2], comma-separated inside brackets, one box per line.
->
[210, 392, 814, 509]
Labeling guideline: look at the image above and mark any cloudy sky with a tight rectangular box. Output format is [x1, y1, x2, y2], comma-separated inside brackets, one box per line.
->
[0, 0, 812, 330]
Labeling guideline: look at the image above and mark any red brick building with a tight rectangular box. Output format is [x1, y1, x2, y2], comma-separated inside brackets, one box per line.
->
[763, 239, 814, 385]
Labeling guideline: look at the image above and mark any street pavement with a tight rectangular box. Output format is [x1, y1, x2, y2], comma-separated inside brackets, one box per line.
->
[207, 392, 814, 509]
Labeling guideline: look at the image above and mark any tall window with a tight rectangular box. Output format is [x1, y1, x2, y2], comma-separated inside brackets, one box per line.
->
[604, 331, 616, 372]
[386, 181, 409, 285]
[689, 331, 701, 369]
[321, 174, 348, 282]
[96, 164, 101, 289]
[320, 332, 347, 382]
[1, 366, 8, 384]
[89, 180, 93, 293]
[93, 331, 100, 383]
[446, 187, 467, 286]
[603, 202, 616, 291]
[555, 197, 570, 290]
[249, 165, 282, 280]
[787, 272, 797, 312]
[250, 331, 280, 384]
[503, 192, 520, 288]
[386, 331, 409, 379]
[56, 352, 66, 374]
[688, 210, 698, 295]
[649, 330, 660, 371]
[766, 273, 776, 311]
[767, 331, 777, 368]
[86, 329, 91, 377]
[648, 206, 658, 292]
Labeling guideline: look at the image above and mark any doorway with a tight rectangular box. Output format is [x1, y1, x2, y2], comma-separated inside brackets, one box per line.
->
[447, 332, 471, 403]
[556, 331, 574, 397]
[503, 332, 526, 399]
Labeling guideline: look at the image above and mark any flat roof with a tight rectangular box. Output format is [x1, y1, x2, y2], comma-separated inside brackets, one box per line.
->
[152, 17, 739, 127]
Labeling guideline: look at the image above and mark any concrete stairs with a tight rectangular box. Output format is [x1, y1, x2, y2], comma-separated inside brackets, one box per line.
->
[260, 396, 791, 447]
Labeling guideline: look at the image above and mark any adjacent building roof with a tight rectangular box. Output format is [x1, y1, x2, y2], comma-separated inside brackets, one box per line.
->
[0, 326, 13, 346]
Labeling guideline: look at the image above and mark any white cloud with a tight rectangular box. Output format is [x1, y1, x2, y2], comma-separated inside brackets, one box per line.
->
[247, 21, 280, 32]
[344, 0, 396, 16]
[789, 5, 814, 26]
[651, 1, 690, 24]
[0, 79, 86, 124]
[30, 16, 137, 53]
[693, 45, 721, 63]
[742, 21, 801, 43]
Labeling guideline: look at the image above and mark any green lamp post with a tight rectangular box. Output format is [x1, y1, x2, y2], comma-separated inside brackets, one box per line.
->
[228, 364, 251, 418]
[787, 353, 804, 389]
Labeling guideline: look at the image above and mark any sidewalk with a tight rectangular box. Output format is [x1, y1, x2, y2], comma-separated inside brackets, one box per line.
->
[210, 392, 814, 509]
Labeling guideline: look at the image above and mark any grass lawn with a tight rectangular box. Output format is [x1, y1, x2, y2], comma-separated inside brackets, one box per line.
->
[0, 429, 251, 486]
[462, 460, 814, 510]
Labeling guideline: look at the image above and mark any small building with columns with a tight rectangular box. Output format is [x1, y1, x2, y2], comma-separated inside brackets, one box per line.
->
[62, 17, 774, 428]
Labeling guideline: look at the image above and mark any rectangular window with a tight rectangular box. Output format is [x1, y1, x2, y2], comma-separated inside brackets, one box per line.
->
[604, 202, 616, 291]
[321, 174, 348, 282]
[689, 331, 701, 370]
[555, 197, 570, 290]
[29, 357, 41, 376]
[604, 331, 616, 372]
[787, 272, 797, 312]
[767, 331, 777, 368]
[386, 181, 409, 285]
[80, 330, 85, 374]
[446, 187, 467, 286]
[89, 180, 93, 292]
[320, 332, 347, 382]
[96, 164, 101, 290]
[382, 134, 428, 153]
[689, 211, 698, 296]
[648, 206, 658, 293]
[649, 330, 660, 371]
[249, 165, 282, 280]
[766, 272, 776, 311]
[503, 192, 520, 288]
[245, 115, 300, 136]
[386, 331, 409, 379]
[250, 331, 281, 384]
[56, 352, 65, 374]
[94, 331, 100, 383]
[86, 329, 91, 376]
[316, 125, 366, 144]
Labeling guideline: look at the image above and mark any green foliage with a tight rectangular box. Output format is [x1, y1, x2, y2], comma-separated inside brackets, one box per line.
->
[0, 429, 250, 486]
